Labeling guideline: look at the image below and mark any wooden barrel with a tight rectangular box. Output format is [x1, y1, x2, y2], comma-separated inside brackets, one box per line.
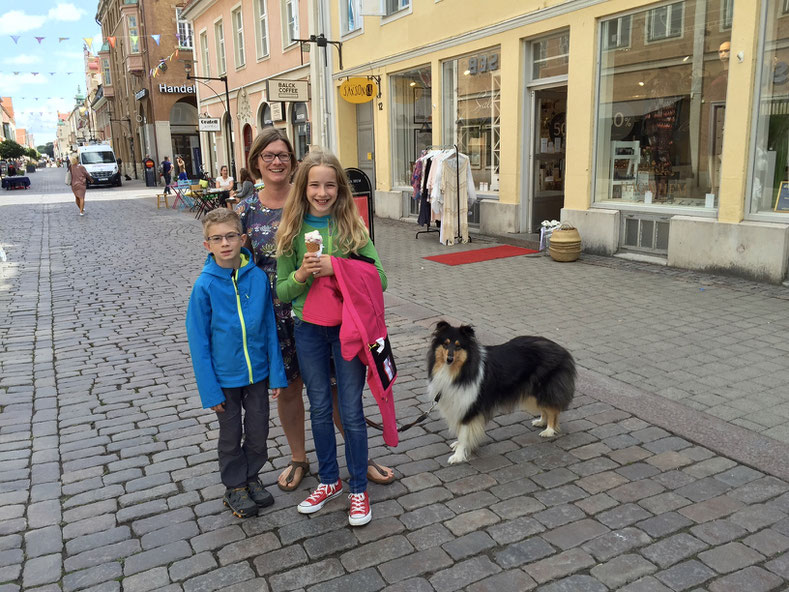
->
[549, 225, 581, 262]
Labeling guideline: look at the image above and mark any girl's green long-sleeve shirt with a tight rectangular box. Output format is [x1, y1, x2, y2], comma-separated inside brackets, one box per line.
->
[276, 214, 387, 320]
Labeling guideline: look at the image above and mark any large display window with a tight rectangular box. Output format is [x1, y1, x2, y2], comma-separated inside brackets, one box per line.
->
[594, 1, 732, 208]
[750, 1, 789, 215]
[442, 47, 501, 192]
[390, 66, 432, 187]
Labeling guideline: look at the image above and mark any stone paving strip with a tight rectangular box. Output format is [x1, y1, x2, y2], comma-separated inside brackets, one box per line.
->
[0, 184, 787, 591]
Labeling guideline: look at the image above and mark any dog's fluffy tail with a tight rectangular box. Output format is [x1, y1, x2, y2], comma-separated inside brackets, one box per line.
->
[534, 349, 576, 411]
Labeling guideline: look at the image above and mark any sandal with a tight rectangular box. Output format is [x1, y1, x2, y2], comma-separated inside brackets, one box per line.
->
[367, 459, 395, 485]
[277, 460, 310, 492]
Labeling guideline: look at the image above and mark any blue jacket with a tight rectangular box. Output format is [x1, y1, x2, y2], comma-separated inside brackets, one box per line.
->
[186, 248, 287, 408]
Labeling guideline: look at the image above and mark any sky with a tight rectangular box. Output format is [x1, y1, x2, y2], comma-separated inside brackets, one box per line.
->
[0, 1, 103, 146]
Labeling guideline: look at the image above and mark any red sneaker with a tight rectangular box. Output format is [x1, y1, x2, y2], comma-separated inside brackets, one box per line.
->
[297, 480, 343, 514]
[348, 491, 371, 526]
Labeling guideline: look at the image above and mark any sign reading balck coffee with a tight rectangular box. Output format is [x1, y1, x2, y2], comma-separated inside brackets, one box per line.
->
[158, 83, 196, 94]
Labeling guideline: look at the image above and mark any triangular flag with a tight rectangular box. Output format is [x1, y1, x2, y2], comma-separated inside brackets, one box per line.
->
[10, 36, 20, 44]
[83, 37, 93, 51]
[151, 34, 160, 45]
[49, 72, 55, 76]
[175, 33, 180, 42]
[31, 72, 39, 76]
[35, 37, 45, 44]
[59, 37, 68, 42]
[13, 72, 19, 75]
[174, 49, 179, 60]
[107, 36, 116, 48]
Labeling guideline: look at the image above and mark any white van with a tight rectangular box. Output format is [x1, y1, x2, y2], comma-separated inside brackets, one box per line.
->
[78, 144, 121, 187]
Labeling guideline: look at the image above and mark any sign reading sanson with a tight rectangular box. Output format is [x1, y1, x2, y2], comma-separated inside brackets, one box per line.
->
[339, 78, 377, 104]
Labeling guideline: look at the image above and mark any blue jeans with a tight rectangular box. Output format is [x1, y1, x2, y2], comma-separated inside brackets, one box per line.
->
[294, 318, 368, 493]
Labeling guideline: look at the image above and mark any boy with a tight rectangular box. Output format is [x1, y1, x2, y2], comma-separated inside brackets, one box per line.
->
[186, 208, 287, 518]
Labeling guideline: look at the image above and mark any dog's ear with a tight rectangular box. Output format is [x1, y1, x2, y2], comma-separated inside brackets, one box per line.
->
[434, 320, 451, 335]
[459, 325, 476, 338]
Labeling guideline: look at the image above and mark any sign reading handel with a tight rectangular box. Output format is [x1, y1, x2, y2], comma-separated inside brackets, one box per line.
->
[158, 83, 196, 94]
[199, 118, 221, 132]
[266, 79, 309, 102]
[339, 78, 378, 104]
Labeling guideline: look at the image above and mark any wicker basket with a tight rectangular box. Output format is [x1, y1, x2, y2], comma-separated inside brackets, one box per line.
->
[548, 223, 581, 262]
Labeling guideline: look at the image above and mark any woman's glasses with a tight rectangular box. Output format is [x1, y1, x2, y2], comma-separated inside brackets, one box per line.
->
[206, 232, 242, 244]
[260, 153, 291, 163]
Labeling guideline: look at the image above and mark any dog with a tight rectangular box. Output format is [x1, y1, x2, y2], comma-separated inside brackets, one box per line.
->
[427, 321, 576, 464]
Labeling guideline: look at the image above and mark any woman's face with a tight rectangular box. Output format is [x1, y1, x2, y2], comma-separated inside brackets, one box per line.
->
[220, 167, 228, 177]
[256, 139, 292, 186]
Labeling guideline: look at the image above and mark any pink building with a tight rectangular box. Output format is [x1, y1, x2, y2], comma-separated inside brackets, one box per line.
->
[181, 0, 314, 179]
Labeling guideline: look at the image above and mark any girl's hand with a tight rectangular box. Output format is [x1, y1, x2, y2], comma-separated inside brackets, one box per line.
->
[211, 402, 226, 413]
[270, 388, 282, 400]
[314, 255, 334, 278]
[295, 252, 321, 282]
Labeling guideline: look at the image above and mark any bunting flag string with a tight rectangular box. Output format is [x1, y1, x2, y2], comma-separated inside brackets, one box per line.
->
[10, 36, 20, 44]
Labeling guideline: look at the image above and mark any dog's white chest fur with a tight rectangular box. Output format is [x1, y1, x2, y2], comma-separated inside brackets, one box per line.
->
[429, 349, 485, 434]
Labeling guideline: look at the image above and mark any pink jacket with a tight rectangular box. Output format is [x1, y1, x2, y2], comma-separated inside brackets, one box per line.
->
[303, 258, 399, 446]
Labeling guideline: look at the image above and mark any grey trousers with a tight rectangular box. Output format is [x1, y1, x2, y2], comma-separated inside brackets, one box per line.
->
[217, 379, 270, 489]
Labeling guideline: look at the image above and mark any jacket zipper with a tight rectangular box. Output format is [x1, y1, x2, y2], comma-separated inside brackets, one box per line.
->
[232, 270, 254, 384]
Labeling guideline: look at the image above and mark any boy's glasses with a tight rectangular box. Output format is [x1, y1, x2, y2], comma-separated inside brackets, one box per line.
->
[207, 232, 242, 244]
[260, 153, 291, 163]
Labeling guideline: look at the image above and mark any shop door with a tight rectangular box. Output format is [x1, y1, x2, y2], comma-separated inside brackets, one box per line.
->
[528, 86, 567, 233]
[356, 102, 375, 190]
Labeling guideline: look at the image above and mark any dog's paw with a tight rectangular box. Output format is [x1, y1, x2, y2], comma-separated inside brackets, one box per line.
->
[447, 450, 467, 464]
[532, 417, 547, 428]
[539, 427, 557, 438]
[449, 440, 459, 450]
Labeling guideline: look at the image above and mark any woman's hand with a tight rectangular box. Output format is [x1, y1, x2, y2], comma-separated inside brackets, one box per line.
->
[270, 388, 282, 400]
[295, 252, 321, 282]
[211, 402, 226, 413]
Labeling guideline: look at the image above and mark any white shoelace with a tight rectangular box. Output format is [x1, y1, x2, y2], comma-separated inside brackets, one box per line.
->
[349, 492, 368, 514]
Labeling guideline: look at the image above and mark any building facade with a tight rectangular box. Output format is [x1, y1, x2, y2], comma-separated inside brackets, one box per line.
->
[1, 98, 16, 143]
[329, 0, 789, 283]
[181, 0, 318, 179]
[96, 0, 197, 180]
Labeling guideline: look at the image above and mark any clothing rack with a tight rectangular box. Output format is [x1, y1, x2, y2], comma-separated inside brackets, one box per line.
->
[415, 144, 468, 243]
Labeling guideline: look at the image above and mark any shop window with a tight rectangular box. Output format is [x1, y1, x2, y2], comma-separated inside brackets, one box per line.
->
[442, 48, 501, 193]
[291, 102, 310, 160]
[282, 0, 299, 47]
[390, 66, 432, 187]
[594, 1, 730, 208]
[215, 21, 226, 75]
[750, 0, 789, 215]
[343, 0, 362, 34]
[256, 0, 270, 58]
[646, 2, 684, 43]
[259, 103, 273, 128]
[232, 8, 245, 68]
[532, 32, 569, 79]
[176, 8, 194, 49]
[200, 31, 211, 77]
[602, 16, 631, 51]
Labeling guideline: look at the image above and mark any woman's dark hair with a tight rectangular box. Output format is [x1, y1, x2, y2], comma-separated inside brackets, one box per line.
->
[239, 167, 253, 184]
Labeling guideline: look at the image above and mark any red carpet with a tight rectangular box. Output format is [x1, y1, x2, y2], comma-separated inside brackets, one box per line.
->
[424, 245, 539, 266]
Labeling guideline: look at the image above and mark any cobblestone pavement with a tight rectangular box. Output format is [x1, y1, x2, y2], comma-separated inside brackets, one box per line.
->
[0, 168, 788, 591]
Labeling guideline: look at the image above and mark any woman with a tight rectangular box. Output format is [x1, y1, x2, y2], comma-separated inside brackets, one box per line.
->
[231, 168, 255, 201]
[236, 129, 394, 491]
[215, 165, 234, 207]
[69, 155, 94, 216]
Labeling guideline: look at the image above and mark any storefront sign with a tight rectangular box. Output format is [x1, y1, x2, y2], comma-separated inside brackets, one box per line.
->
[339, 78, 377, 104]
[134, 88, 148, 101]
[266, 79, 309, 102]
[467, 53, 499, 75]
[158, 83, 196, 94]
[199, 117, 221, 132]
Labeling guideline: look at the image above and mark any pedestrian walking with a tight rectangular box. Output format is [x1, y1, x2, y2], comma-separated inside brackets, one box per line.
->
[160, 156, 173, 194]
[186, 208, 288, 519]
[238, 129, 394, 493]
[177, 155, 188, 181]
[68, 155, 94, 216]
[275, 148, 387, 526]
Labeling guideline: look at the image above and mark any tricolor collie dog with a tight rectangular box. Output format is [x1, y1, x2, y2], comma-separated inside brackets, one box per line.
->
[428, 321, 576, 464]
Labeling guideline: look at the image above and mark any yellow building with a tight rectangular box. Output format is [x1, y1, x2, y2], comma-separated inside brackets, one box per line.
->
[328, 0, 789, 283]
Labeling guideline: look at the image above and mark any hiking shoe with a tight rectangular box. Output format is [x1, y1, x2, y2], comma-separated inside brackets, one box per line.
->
[348, 491, 371, 526]
[247, 478, 274, 508]
[223, 487, 258, 518]
[297, 480, 343, 514]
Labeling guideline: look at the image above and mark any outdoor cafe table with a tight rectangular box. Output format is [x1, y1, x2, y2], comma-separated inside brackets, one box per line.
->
[2, 176, 31, 190]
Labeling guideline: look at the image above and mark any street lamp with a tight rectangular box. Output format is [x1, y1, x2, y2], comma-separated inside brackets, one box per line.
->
[184, 61, 236, 181]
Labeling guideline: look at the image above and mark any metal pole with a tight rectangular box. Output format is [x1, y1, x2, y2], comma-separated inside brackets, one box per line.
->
[224, 76, 236, 181]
